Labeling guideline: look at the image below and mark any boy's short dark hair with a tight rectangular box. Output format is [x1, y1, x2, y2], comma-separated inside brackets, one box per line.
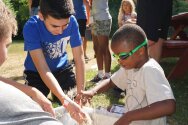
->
[111, 24, 147, 47]
[40, 0, 75, 19]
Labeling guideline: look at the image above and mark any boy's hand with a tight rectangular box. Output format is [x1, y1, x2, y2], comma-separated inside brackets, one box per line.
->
[66, 102, 90, 124]
[31, 88, 55, 117]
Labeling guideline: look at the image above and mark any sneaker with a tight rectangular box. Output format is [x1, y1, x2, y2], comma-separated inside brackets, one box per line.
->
[84, 56, 90, 60]
[90, 75, 103, 83]
[103, 75, 111, 80]
[84, 56, 89, 63]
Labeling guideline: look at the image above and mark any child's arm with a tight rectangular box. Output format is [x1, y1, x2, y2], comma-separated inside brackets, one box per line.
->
[92, 78, 116, 94]
[0, 76, 55, 117]
[81, 79, 116, 105]
[114, 99, 176, 125]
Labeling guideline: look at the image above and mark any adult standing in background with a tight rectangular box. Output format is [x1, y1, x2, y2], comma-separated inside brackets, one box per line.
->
[28, 0, 40, 16]
[72, 0, 91, 61]
[90, 0, 112, 83]
[136, 0, 173, 62]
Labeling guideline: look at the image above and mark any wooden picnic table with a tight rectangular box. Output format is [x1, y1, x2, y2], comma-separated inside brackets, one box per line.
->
[170, 12, 188, 40]
[162, 12, 188, 80]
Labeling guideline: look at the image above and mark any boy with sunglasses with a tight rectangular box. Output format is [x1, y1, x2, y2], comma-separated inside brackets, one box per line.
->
[80, 24, 176, 125]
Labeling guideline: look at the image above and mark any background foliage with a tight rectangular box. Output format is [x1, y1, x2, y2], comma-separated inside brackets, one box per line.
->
[3, 0, 29, 39]
[3, 0, 188, 39]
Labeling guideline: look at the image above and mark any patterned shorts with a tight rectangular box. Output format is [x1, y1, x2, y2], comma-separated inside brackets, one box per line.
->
[92, 19, 112, 36]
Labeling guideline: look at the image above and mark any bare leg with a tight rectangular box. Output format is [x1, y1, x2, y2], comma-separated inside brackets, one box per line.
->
[97, 35, 111, 73]
[83, 37, 88, 58]
[92, 34, 103, 71]
[148, 38, 165, 62]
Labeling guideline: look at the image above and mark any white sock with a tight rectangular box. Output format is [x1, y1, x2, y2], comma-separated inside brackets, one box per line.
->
[98, 70, 104, 78]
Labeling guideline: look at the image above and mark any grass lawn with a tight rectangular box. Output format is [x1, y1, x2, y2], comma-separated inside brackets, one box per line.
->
[1, 40, 188, 125]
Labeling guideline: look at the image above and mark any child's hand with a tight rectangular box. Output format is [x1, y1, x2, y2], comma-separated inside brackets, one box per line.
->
[79, 90, 95, 105]
[31, 88, 55, 117]
[125, 19, 133, 23]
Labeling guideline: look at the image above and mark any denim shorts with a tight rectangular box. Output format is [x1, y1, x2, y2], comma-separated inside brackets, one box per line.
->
[92, 19, 112, 36]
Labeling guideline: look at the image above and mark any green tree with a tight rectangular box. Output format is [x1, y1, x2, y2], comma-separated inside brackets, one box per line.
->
[3, 0, 29, 39]
[109, 0, 121, 37]
[173, 0, 188, 15]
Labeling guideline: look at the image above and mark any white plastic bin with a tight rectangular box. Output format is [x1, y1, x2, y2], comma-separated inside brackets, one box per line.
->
[54, 106, 123, 125]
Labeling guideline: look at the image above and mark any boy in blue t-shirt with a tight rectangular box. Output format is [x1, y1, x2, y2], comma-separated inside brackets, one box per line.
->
[23, 0, 87, 123]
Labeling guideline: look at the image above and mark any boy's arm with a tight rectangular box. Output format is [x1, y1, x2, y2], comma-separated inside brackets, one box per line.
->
[29, 49, 69, 104]
[0, 76, 55, 116]
[114, 99, 176, 125]
[72, 46, 85, 93]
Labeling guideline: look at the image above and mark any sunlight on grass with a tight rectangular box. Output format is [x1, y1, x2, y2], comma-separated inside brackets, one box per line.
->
[1, 40, 26, 83]
[8, 40, 25, 54]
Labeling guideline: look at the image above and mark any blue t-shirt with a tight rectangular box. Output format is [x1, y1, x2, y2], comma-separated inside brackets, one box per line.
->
[73, 0, 87, 19]
[23, 15, 82, 72]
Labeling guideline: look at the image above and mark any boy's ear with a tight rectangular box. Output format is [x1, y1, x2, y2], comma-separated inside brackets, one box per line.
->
[139, 47, 145, 55]
[38, 12, 44, 21]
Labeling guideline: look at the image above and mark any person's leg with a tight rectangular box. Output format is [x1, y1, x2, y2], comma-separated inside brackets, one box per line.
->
[77, 19, 88, 61]
[84, 26, 92, 60]
[148, 0, 172, 62]
[92, 21, 103, 71]
[90, 19, 112, 82]
[83, 37, 88, 59]
[97, 35, 111, 75]
[92, 33, 104, 76]
[137, 0, 164, 62]
[96, 19, 112, 78]
[54, 64, 76, 99]
[148, 38, 164, 62]
[90, 24, 104, 82]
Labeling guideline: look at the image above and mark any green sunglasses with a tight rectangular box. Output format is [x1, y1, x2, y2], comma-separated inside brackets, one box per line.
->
[113, 39, 147, 60]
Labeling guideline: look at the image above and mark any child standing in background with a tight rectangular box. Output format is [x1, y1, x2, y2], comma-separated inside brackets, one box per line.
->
[118, 0, 137, 27]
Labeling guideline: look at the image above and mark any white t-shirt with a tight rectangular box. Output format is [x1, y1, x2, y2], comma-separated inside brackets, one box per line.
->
[111, 58, 175, 125]
[122, 12, 137, 23]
